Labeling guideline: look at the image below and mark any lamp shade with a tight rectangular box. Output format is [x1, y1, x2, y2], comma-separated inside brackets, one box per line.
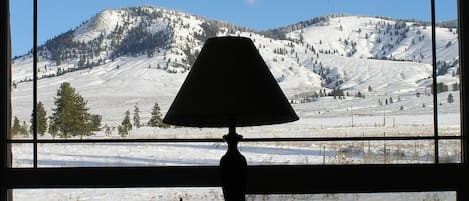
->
[163, 36, 299, 127]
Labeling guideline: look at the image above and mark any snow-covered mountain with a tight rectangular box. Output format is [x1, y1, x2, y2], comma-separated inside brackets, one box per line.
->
[11, 6, 460, 125]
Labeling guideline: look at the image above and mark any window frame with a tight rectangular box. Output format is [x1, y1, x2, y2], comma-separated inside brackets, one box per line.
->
[1, 0, 468, 200]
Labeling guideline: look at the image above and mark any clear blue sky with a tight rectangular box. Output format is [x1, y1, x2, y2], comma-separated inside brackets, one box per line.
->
[10, 0, 457, 57]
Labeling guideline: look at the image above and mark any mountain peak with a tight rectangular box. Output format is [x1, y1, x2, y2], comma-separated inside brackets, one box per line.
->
[74, 9, 124, 42]
[13, 8, 459, 101]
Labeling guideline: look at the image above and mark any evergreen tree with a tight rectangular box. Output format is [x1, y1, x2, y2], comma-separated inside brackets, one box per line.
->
[448, 93, 454, 103]
[433, 82, 449, 94]
[451, 82, 459, 91]
[89, 114, 102, 132]
[118, 110, 132, 137]
[133, 104, 141, 128]
[104, 124, 112, 136]
[49, 119, 58, 139]
[20, 121, 29, 136]
[148, 101, 169, 128]
[30, 101, 48, 136]
[12, 116, 21, 136]
[331, 88, 344, 98]
[356, 91, 362, 98]
[49, 82, 95, 138]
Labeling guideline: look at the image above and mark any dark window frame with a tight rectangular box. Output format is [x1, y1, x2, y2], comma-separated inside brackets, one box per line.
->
[1, 0, 468, 200]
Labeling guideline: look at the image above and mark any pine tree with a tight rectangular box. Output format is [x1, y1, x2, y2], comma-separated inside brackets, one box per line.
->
[20, 121, 29, 136]
[148, 101, 169, 128]
[118, 110, 132, 137]
[448, 93, 454, 103]
[104, 124, 112, 136]
[49, 82, 95, 138]
[356, 91, 362, 98]
[452, 82, 459, 91]
[89, 114, 102, 132]
[133, 104, 141, 128]
[30, 101, 48, 136]
[433, 82, 449, 94]
[49, 119, 58, 139]
[12, 116, 21, 136]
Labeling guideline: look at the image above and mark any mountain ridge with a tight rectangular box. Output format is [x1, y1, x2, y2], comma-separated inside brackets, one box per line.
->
[11, 6, 460, 124]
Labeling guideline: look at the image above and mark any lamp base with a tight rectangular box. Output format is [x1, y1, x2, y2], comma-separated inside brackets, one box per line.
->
[220, 126, 247, 201]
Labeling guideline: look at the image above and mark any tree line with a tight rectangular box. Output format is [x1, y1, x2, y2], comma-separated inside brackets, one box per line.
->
[115, 101, 169, 137]
[12, 82, 168, 138]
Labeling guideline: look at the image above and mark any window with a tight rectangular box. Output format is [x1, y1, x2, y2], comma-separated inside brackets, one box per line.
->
[2, 0, 468, 200]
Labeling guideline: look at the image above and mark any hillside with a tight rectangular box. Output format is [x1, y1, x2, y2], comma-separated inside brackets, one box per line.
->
[11, 6, 460, 127]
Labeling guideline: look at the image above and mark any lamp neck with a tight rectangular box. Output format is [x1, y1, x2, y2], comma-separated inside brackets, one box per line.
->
[229, 126, 236, 135]
[220, 125, 247, 201]
[224, 126, 242, 151]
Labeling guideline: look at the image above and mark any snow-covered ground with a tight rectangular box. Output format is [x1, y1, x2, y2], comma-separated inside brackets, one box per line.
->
[13, 188, 456, 201]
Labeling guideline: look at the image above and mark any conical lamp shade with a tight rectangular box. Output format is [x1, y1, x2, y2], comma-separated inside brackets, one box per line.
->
[163, 36, 299, 127]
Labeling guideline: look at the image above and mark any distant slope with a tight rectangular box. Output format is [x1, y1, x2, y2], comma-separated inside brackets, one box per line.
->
[287, 16, 458, 64]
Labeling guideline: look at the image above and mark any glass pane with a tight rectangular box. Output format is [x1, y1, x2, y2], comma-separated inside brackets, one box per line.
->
[25, 140, 441, 167]
[11, 143, 33, 168]
[435, 0, 460, 137]
[36, 143, 224, 167]
[13, 188, 223, 201]
[241, 140, 435, 165]
[247, 192, 456, 201]
[10, 0, 33, 140]
[439, 140, 461, 163]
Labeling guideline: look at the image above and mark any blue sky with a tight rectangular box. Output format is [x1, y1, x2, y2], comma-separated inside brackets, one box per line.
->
[10, 0, 457, 57]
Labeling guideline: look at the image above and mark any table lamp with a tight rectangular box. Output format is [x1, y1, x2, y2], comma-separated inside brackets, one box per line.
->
[163, 36, 299, 201]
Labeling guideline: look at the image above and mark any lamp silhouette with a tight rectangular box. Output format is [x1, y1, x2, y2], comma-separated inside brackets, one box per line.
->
[163, 36, 298, 201]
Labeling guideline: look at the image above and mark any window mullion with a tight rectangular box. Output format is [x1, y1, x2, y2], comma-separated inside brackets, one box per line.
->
[430, 0, 439, 164]
[33, 0, 38, 168]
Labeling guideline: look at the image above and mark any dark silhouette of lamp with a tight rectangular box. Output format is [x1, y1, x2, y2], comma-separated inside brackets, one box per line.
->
[163, 36, 299, 201]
